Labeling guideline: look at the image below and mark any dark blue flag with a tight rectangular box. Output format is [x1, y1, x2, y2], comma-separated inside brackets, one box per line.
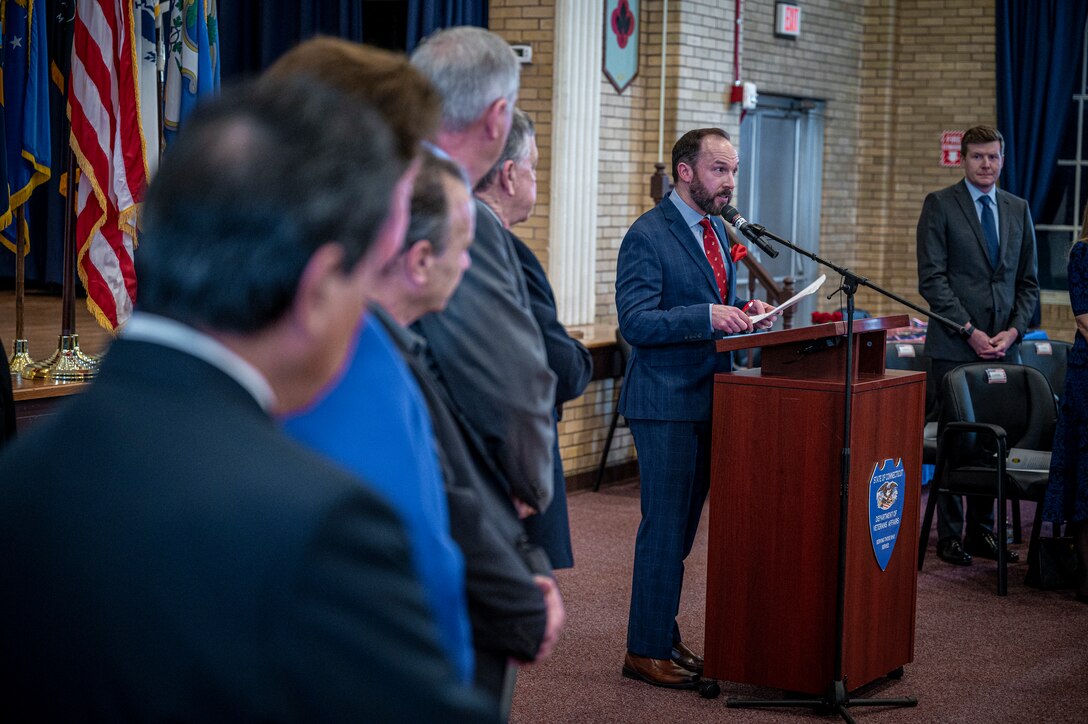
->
[1, 0, 52, 254]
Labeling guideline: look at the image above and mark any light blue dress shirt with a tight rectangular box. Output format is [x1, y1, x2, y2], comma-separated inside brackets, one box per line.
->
[668, 190, 731, 323]
[964, 179, 1000, 231]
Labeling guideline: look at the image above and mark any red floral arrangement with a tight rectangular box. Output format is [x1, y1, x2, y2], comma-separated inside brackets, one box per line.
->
[730, 244, 748, 263]
[811, 310, 844, 324]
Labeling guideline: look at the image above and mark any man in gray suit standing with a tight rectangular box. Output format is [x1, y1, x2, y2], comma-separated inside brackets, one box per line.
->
[410, 26, 565, 704]
[917, 124, 1039, 567]
[410, 26, 558, 520]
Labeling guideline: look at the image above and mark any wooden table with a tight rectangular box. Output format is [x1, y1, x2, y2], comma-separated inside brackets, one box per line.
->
[12, 376, 91, 430]
[567, 323, 624, 381]
[10, 322, 626, 433]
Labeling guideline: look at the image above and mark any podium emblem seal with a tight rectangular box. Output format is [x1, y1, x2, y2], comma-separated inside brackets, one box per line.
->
[868, 458, 905, 571]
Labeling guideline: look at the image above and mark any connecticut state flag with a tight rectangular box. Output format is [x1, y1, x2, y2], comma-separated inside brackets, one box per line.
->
[1, 0, 52, 253]
[162, 0, 218, 144]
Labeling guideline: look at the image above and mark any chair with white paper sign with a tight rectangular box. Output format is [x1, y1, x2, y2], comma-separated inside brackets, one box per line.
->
[917, 362, 1057, 595]
[885, 341, 936, 467]
[1019, 339, 1072, 402]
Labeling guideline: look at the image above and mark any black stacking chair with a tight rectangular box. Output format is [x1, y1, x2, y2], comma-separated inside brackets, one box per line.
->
[885, 341, 936, 467]
[594, 330, 632, 492]
[1019, 339, 1072, 401]
[917, 363, 1057, 595]
[996, 339, 1068, 541]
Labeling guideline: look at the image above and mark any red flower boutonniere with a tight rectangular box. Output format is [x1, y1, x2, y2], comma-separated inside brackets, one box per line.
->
[730, 244, 748, 263]
[811, 311, 845, 324]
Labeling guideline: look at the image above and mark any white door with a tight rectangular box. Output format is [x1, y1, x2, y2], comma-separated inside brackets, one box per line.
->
[738, 95, 825, 324]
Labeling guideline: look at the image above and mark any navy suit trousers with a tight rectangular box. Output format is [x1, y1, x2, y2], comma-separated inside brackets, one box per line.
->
[626, 418, 712, 658]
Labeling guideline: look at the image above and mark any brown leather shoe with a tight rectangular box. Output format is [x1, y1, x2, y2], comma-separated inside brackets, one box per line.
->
[622, 652, 700, 689]
[671, 640, 704, 675]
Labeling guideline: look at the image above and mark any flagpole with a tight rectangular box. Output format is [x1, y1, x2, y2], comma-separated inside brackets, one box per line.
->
[23, 148, 99, 381]
[22, 10, 98, 381]
[156, 4, 166, 155]
[7, 209, 34, 374]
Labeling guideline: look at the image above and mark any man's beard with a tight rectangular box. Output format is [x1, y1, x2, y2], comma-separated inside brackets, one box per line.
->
[690, 173, 729, 216]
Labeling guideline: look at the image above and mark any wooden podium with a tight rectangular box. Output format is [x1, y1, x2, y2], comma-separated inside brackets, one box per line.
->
[703, 315, 925, 695]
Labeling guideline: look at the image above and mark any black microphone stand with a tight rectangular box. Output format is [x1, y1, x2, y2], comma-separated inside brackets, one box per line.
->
[722, 228, 963, 723]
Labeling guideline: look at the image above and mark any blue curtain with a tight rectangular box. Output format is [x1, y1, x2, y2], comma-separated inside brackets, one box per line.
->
[996, 0, 1088, 216]
[218, 0, 365, 80]
[218, 1, 489, 78]
[406, 0, 488, 52]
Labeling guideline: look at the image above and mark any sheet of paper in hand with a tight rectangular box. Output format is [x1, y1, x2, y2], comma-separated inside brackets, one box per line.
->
[748, 274, 827, 324]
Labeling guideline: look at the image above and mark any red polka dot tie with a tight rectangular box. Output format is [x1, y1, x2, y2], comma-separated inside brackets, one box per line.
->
[699, 217, 728, 302]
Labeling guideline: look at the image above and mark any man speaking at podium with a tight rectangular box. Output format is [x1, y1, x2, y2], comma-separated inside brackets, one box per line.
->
[615, 128, 776, 688]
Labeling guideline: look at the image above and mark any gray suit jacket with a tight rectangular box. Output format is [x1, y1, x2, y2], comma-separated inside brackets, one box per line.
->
[414, 199, 557, 512]
[375, 308, 548, 668]
[917, 180, 1039, 362]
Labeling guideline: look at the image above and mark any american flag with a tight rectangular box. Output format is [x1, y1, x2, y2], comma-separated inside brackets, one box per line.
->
[69, 0, 150, 331]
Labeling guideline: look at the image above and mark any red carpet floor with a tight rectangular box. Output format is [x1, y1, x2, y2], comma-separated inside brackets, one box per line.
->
[511, 483, 1088, 723]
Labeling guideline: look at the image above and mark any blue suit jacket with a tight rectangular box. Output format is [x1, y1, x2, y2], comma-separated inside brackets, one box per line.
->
[616, 194, 744, 422]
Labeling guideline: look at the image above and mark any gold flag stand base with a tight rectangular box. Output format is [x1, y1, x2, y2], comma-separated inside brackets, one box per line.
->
[7, 339, 35, 376]
[22, 334, 100, 381]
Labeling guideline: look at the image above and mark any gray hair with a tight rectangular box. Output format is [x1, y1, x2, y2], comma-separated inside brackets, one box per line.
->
[410, 26, 519, 132]
[405, 150, 471, 255]
[475, 108, 535, 193]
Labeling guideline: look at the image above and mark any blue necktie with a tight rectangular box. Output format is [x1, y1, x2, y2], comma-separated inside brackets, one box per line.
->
[979, 195, 999, 268]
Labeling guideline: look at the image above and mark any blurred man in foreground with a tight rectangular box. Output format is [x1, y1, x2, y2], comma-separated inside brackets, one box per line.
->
[0, 81, 493, 721]
[267, 37, 477, 687]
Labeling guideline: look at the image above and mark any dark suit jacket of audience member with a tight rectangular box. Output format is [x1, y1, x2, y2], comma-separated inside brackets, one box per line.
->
[414, 199, 557, 513]
[512, 234, 592, 408]
[0, 339, 494, 722]
[512, 234, 592, 569]
[376, 309, 548, 693]
[0, 336, 14, 447]
[917, 180, 1039, 362]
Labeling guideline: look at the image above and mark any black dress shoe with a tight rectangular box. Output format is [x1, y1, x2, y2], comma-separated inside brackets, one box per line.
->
[964, 531, 1020, 562]
[671, 640, 703, 675]
[937, 537, 972, 566]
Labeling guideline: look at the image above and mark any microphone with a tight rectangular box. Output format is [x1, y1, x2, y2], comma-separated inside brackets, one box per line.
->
[721, 206, 780, 258]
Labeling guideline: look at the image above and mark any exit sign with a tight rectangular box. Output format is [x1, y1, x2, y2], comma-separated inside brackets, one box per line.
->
[775, 3, 801, 38]
[941, 130, 964, 167]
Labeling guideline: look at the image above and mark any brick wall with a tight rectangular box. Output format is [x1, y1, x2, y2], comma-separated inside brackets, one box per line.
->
[856, 0, 998, 318]
[489, 0, 1080, 480]
[740, 0, 865, 305]
[488, 0, 555, 264]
